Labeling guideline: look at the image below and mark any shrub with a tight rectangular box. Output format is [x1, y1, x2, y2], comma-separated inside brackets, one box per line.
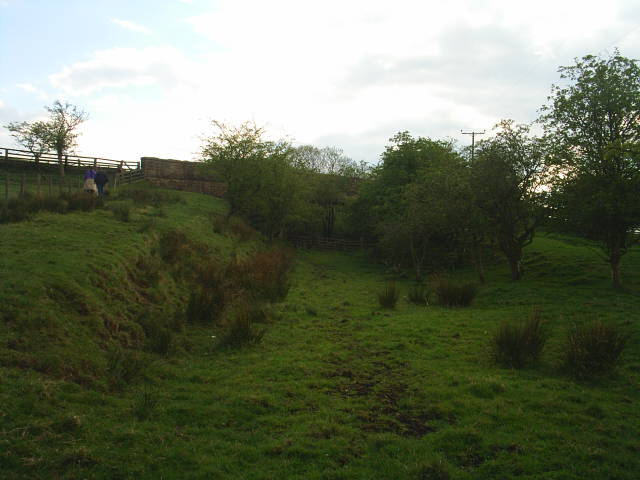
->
[218, 299, 266, 348]
[491, 309, 547, 368]
[377, 281, 399, 309]
[408, 284, 428, 305]
[563, 320, 627, 379]
[434, 278, 477, 307]
[228, 216, 256, 241]
[61, 192, 103, 212]
[186, 286, 227, 324]
[229, 248, 293, 302]
[110, 203, 131, 222]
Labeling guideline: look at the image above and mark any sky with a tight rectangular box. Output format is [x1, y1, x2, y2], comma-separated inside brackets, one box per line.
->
[1, 0, 640, 164]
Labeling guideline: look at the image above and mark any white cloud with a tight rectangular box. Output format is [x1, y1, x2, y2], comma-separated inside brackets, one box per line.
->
[16, 83, 49, 100]
[111, 18, 152, 35]
[48, 46, 196, 95]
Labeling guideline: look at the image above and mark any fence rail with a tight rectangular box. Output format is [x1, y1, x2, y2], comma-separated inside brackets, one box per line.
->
[2, 147, 140, 171]
[289, 235, 369, 251]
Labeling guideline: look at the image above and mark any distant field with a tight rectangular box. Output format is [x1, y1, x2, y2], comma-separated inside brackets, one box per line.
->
[1, 183, 639, 479]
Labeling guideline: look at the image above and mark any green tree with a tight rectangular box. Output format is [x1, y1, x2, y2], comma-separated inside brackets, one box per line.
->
[201, 121, 306, 239]
[472, 120, 548, 280]
[4, 120, 51, 166]
[45, 100, 87, 176]
[540, 51, 640, 287]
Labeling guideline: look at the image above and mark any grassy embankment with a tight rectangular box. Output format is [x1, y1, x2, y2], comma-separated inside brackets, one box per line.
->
[1, 182, 639, 479]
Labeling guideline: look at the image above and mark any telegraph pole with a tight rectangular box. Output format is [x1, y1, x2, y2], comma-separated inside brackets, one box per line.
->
[461, 129, 485, 161]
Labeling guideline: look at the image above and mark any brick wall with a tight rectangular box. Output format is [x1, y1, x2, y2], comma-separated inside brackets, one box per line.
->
[141, 157, 226, 197]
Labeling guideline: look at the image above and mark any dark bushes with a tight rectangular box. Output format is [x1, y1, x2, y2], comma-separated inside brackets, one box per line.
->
[491, 309, 547, 368]
[229, 248, 293, 302]
[563, 320, 627, 379]
[433, 277, 478, 307]
[218, 299, 267, 348]
[377, 282, 399, 309]
[0, 192, 103, 223]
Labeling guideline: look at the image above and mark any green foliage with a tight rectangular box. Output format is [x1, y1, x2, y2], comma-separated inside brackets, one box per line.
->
[377, 281, 400, 309]
[433, 277, 478, 307]
[541, 51, 640, 287]
[563, 320, 627, 379]
[472, 120, 548, 280]
[0, 191, 103, 224]
[157, 228, 190, 263]
[491, 309, 547, 368]
[200, 121, 306, 239]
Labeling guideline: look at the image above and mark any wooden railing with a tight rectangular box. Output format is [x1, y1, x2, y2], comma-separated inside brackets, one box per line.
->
[1, 147, 140, 171]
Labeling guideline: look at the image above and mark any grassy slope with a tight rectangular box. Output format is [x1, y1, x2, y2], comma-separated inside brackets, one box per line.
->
[1, 186, 639, 479]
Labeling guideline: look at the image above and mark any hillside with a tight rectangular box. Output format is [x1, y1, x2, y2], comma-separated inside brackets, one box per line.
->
[1, 184, 639, 479]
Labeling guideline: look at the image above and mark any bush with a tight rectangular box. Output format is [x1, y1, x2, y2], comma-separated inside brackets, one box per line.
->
[563, 320, 627, 379]
[408, 284, 428, 305]
[491, 309, 547, 368]
[61, 192, 103, 212]
[186, 286, 227, 325]
[377, 281, 399, 309]
[434, 278, 477, 307]
[229, 248, 293, 302]
[218, 299, 266, 348]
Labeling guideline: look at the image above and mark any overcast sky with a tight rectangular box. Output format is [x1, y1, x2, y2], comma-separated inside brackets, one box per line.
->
[1, 0, 639, 164]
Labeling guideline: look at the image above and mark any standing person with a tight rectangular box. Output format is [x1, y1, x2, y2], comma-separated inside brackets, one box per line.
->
[94, 171, 109, 197]
[83, 168, 97, 194]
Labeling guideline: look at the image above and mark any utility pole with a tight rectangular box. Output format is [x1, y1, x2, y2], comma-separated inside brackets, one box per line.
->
[461, 129, 485, 161]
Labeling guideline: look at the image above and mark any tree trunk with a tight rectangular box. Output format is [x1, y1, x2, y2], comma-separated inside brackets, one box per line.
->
[472, 246, 486, 284]
[508, 256, 522, 280]
[610, 250, 622, 289]
[57, 150, 65, 176]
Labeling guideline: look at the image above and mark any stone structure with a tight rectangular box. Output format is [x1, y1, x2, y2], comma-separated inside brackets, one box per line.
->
[140, 157, 227, 197]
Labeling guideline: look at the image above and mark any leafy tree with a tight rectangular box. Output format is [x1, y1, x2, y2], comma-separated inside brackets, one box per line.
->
[45, 100, 87, 176]
[4, 120, 51, 166]
[201, 121, 306, 239]
[471, 120, 548, 280]
[540, 51, 640, 287]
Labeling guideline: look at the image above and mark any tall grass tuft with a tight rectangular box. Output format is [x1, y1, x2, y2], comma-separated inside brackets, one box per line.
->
[229, 248, 293, 302]
[563, 320, 627, 379]
[106, 347, 146, 390]
[491, 308, 547, 368]
[408, 284, 428, 305]
[133, 386, 160, 421]
[377, 281, 400, 309]
[218, 299, 266, 348]
[433, 277, 478, 307]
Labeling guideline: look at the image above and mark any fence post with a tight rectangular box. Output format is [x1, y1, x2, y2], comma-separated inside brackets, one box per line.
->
[48, 176, 53, 196]
[20, 173, 25, 196]
[37, 173, 41, 197]
[4, 173, 8, 200]
[93, 158, 97, 168]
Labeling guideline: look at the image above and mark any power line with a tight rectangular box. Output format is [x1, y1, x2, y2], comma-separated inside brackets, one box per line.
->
[461, 130, 485, 161]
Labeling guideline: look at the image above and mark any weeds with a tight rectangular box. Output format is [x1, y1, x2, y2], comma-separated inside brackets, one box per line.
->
[218, 299, 266, 348]
[492, 308, 547, 368]
[563, 320, 627, 379]
[0, 191, 103, 223]
[157, 228, 190, 263]
[229, 248, 293, 302]
[377, 281, 399, 309]
[433, 277, 478, 307]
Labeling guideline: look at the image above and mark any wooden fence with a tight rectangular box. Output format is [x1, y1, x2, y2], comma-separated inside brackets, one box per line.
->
[289, 235, 369, 252]
[2, 147, 140, 171]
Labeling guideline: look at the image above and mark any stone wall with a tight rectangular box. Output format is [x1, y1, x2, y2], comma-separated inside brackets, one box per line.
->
[141, 157, 226, 197]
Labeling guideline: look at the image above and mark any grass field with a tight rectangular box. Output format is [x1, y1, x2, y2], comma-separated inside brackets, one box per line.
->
[1, 184, 639, 479]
